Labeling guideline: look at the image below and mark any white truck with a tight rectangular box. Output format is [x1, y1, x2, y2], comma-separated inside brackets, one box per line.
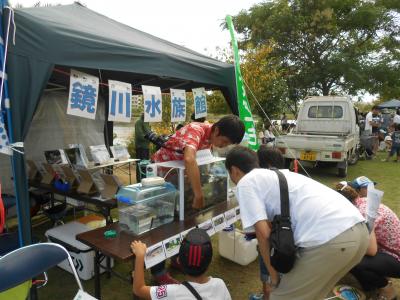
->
[275, 96, 360, 177]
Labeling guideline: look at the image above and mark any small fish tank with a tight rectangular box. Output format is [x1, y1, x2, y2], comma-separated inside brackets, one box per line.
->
[116, 182, 176, 235]
[163, 160, 228, 217]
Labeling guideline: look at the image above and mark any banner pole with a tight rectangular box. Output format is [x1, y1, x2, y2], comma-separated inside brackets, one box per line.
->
[226, 15, 259, 150]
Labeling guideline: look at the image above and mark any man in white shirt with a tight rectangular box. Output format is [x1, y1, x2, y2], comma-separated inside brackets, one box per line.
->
[225, 146, 369, 300]
[131, 228, 232, 300]
[365, 106, 381, 133]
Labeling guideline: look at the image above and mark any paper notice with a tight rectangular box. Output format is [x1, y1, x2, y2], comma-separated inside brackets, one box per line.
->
[366, 183, 384, 229]
[366, 183, 384, 219]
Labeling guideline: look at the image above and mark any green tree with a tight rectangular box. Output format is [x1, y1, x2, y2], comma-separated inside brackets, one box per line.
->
[241, 44, 290, 121]
[209, 45, 289, 120]
[207, 90, 232, 115]
[232, 0, 400, 101]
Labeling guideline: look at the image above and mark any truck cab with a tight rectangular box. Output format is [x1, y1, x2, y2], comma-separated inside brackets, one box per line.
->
[275, 96, 360, 177]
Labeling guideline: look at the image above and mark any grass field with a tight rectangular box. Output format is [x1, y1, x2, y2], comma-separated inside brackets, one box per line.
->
[29, 152, 399, 300]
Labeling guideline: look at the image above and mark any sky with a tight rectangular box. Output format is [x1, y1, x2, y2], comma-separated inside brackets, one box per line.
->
[12, 0, 376, 102]
[13, 0, 261, 55]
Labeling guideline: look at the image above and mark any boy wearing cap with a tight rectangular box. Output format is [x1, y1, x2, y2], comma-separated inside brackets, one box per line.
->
[130, 228, 232, 300]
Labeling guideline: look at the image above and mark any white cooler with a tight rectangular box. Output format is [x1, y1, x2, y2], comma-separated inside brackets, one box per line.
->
[45, 221, 114, 280]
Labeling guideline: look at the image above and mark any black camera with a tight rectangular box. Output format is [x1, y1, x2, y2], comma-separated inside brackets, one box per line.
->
[144, 131, 170, 150]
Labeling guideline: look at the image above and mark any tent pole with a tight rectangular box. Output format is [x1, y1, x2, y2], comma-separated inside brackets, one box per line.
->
[0, 0, 32, 246]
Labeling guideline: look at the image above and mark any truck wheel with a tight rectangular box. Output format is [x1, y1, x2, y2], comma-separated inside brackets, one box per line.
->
[348, 149, 359, 165]
[337, 161, 348, 178]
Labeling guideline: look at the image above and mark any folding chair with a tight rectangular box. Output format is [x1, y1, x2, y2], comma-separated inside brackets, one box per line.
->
[0, 242, 96, 299]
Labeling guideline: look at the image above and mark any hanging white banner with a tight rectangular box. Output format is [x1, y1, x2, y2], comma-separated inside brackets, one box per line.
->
[67, 69, 99, 120]
[0, 112, 11, 155]
[170, 89, 186, 122]
[108, 80, 132, 123]
[142, 85, 162, 122]
[192, 87, 207, 119]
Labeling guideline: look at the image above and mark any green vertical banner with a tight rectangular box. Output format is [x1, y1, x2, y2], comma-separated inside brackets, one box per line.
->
[226, 15, 258, 150]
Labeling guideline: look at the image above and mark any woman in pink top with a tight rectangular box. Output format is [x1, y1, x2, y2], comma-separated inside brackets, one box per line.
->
[335, 181, 400, 300]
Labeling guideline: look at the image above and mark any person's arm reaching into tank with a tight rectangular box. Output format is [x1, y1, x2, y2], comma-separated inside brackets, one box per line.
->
[184, 147, 204, 209]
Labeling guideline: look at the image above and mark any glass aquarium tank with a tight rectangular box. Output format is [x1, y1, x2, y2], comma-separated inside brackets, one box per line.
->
[116, 182, 176, 235]
[160, 160, 228, 217]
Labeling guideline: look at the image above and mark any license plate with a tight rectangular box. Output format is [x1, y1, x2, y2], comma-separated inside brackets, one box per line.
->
[300, 151, 317, 161]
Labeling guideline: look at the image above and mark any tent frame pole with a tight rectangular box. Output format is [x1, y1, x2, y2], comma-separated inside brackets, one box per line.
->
[0, 0, 32, 246]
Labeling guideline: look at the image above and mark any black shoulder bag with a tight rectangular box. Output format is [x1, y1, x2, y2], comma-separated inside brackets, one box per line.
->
[182, 281, 202, 300]
[269, 169, 297, 274]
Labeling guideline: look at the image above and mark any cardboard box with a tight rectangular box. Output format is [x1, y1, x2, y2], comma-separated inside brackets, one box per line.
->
[61, 165, 79, 190]
[27, 159, 42, 181]
[77, 169, 98, 195]
[100, 174, 121, 199]
[41, 163, 55, 185]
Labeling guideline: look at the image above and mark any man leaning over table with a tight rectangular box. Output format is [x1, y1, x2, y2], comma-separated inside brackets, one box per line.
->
[225, 145, 369, 300]
[150, 114, 245, 285]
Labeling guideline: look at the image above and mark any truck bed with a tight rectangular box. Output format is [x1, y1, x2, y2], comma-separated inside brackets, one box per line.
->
[275, 133, 358, 161]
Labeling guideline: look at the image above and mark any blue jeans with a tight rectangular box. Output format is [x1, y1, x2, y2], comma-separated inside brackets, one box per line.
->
[258, 248, 270, 282]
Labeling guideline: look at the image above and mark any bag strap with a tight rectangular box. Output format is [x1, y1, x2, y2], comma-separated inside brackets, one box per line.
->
[182, 281, 202, 300]
[271, 169, 290, 218]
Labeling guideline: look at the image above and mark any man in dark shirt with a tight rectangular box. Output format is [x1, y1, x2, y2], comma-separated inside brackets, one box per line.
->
[384, 123, 400, 162]
[134, 113, 151, 182]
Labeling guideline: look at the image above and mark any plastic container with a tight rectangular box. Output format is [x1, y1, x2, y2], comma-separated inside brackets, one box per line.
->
[45, 221, 114, 280]
[54, 180, 70, 192]
[218, 229, 258, 266]
[116, 182, 176, 235]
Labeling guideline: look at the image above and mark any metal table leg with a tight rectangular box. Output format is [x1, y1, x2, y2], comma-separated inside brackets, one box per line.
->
[129, 162, 132, 184]
[106, 256, 111, 279]
[94, 251, 101, 299]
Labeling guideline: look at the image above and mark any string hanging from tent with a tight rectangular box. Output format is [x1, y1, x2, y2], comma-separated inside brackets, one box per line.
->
[52, 68, 196, 95]
[243, 79, 312, 178]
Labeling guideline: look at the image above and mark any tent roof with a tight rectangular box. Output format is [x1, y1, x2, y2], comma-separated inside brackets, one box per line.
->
[7, 2, 238, 140]
[4, 3, 238, 245]
[377, 99, 400, 109]
[10, 3, 237, 99]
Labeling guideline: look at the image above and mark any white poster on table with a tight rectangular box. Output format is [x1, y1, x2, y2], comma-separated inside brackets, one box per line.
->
[67, 69, 99, 120]
[108, 80, 132, 123]
[142, 85, 162, 122]
[192, 87, 207, 119]
[170, 89, 186, 122]
[224, 208, 237, 226]
[212, 214, 227, 233]
[198, 220, 215, 236]
[145, 242, 166, 269]
[162, 234, 182, 258]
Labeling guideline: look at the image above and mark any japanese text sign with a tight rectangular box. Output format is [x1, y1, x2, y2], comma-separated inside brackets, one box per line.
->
[142, 85, 162, 122]
[67, 70, 99, 120]
[108, 80, 132, 123]
[192, 87, 207, 119]
[170, 89, 186, 122]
